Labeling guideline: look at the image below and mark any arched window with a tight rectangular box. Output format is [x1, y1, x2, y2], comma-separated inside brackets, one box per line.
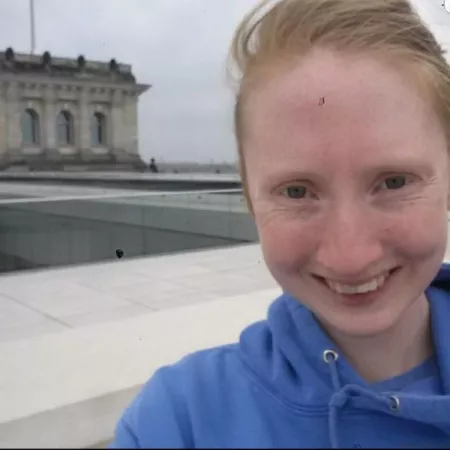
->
[21, 108, 40, 145]
[56, 110, 74, 145]
[91, 112, 106, 146]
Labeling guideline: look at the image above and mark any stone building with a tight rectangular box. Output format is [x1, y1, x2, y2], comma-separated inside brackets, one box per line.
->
[0, 48, 150, 171]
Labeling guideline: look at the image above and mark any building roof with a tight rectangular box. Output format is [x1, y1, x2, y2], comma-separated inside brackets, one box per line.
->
[0, 48, 137, 84]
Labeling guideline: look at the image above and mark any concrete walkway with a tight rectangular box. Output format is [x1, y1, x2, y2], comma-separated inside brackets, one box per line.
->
[0, 243, 276, 343]
[0, 243, 280, 448]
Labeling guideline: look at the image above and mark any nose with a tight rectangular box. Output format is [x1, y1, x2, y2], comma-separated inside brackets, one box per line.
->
[315, 203, 384, 278]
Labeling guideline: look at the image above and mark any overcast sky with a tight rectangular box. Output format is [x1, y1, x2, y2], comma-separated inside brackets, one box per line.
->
[0, 0, 448, 163]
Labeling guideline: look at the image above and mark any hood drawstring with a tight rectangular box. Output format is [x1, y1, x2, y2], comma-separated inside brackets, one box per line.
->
[324, 349, 343, 449]
[323, 350, 401, 449]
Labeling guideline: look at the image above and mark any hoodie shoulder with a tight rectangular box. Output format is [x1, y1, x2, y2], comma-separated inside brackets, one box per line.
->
[110, 344, 243, 449]
[430, 263, 450, 291]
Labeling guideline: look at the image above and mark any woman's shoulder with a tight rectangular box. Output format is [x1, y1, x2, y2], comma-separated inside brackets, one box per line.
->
[153, 319, 272, 389]
[156, 342, 245, 387]
[110, 342, 254, 448]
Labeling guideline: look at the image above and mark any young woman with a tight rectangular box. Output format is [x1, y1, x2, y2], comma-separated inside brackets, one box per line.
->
[111, 0, 450, 447]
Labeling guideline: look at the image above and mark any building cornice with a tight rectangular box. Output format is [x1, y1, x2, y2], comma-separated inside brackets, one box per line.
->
[0, 73, 151, 96]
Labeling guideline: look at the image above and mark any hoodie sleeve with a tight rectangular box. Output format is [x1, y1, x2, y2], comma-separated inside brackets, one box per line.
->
[109, 368, 192, 449]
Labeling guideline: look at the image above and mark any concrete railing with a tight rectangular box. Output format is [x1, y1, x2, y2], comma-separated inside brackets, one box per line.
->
[0, 289, 278, 448]
[0, 190, 257, 271]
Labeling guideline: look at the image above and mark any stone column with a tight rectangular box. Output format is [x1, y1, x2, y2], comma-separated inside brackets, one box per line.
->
[43, 84, 56, 150]
[0, 83, 8, 154]
[110, 88, 123, 150]
[5, 81, 21, 151]
[78, 87, 90, 150]
[123, 92, 138, 155]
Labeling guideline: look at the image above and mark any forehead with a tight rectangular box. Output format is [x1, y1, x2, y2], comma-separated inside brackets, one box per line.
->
[243, 49, 445, 173]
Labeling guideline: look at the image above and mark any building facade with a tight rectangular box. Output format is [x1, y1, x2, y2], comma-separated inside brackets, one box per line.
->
[0, 48, 150, 171]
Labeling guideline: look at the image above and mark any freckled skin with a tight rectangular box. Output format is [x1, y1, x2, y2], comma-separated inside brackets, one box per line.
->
[243, 49, 449, 339]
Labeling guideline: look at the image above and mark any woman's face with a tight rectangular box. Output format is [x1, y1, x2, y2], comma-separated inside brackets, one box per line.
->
[244, 49, 449, 338]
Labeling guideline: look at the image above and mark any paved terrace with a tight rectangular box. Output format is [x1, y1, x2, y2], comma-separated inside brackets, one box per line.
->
[0, 243, 280, 448]
[1, 221, 450, 448]
[0, 244, 276, 344]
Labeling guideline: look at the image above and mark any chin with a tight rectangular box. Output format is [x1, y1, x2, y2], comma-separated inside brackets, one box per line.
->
[319, 308, 404, 339]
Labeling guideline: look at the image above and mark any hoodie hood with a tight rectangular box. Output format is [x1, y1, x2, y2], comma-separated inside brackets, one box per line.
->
[239, 263, 450, 447]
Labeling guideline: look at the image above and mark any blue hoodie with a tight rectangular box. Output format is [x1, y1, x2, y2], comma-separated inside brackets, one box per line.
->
[111, 264, 450, 448]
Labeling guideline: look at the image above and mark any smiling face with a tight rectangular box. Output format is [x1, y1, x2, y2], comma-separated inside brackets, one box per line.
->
[243, 48, 449, 338]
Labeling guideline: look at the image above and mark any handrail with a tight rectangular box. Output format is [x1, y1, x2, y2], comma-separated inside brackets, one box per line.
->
[0, 188, 243, 206]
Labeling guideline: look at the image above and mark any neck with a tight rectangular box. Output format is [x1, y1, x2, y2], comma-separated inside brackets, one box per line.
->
[325, 294, 433, 383]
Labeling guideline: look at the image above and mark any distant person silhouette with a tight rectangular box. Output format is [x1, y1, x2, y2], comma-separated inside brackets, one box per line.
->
[149, 158, 158, 173]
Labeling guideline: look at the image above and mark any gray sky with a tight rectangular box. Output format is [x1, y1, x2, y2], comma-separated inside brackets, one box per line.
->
[0, 0, 448, 163]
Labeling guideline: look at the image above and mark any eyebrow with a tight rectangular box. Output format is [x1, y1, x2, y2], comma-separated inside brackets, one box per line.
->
[260, 159, 435, 187]
[359, 160, 435, 177]
[261, 170, 323, 188]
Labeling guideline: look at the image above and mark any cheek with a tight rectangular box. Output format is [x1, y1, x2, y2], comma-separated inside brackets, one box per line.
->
[383, 206, 448, 260]
[256, 199, 449, 276]
[256, 212, 320, 274]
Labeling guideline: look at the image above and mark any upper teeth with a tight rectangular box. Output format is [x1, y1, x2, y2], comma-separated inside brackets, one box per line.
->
[325, 275, 387, 295]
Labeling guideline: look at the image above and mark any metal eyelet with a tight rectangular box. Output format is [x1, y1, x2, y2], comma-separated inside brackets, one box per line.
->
[323, 349, 339, 363]
[388, 395, 400, 412]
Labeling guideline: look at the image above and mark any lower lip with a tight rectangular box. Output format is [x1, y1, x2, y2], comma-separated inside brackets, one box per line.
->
[317, 269, 399, 307]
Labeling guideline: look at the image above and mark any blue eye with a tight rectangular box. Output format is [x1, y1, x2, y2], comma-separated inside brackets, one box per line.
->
[284, 186, 308, 199]
[383, 175, 407, 190]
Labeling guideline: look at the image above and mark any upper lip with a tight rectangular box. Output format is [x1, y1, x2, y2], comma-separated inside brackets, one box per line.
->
[313, 269, 394, 286]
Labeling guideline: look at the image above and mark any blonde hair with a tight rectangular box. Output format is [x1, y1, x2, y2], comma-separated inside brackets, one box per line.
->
[228, 0, 450, 212]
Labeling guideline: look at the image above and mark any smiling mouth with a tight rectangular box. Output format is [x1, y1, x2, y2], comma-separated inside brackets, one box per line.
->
[314, 268, 399, 295]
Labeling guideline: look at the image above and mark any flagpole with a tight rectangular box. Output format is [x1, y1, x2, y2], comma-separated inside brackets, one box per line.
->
[30, 0, 36, 54]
